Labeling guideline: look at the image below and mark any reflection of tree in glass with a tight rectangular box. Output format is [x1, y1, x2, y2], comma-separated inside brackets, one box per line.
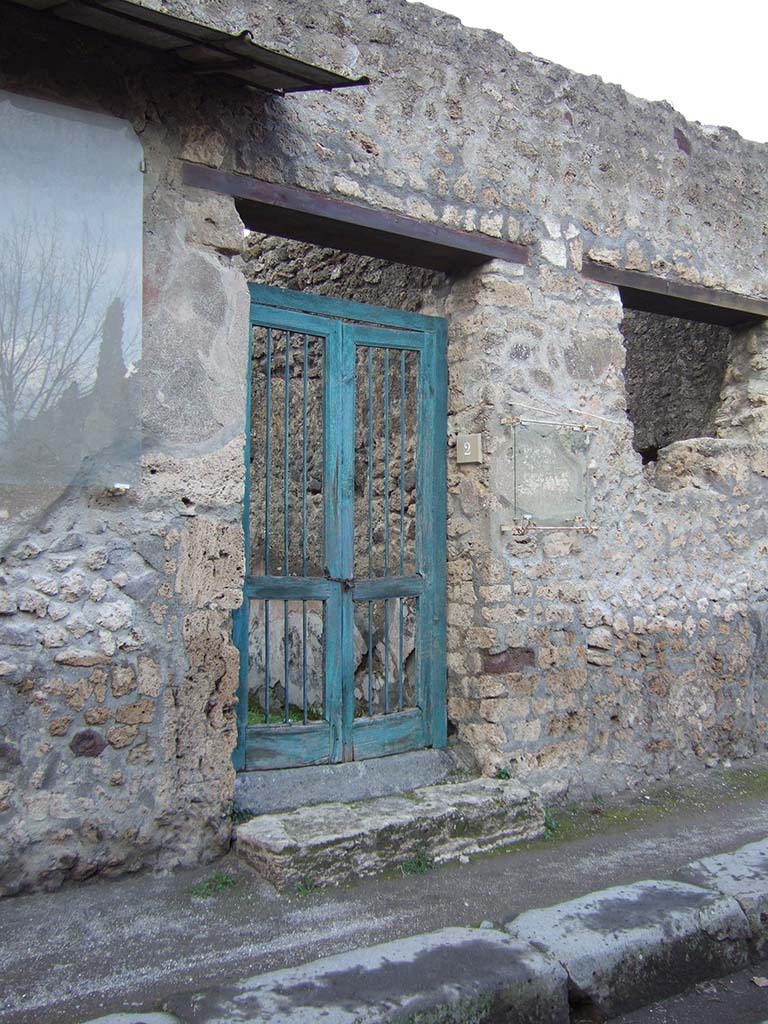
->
[0, 215, 111, 441]
[0, 215, 140, 492]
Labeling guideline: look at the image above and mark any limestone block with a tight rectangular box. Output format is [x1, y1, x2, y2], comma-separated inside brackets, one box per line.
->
[48, 716, 73, 737]
[0, 780, 13, 811]
[540, 239, 567, 267]
[166, 928, 568, 1024]
[84, 549, 108, 570]
[507, 880, 750, 1018]
[48, 603, 69, 622]
[237, 779, 543, 891]
[676, 838, 768, 952]
[107, 725, 139, 749]
[112, 666, 137, 698]
[85, 708, 112, 726]
[54, 650, 110, 667]
[60, 572, 88, 601]
[141, 439, 245, 509]
[97, 602, 133, 632]
[115, 700, 154, 725]
[185, 193, 244, 256]
[137, 657, 162, 697]
[66, 613, 94, 639]
[175, 518, 243, 610]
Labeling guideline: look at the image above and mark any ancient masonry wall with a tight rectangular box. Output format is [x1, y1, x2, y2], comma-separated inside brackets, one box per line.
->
[1, 0, 767, 893]
[0, 7, 252, 895]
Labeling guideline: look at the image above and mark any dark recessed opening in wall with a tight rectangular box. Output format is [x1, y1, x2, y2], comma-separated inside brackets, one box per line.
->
[619, 309, 735, 464]
[582, 261, 768, 465]
[242, 230, 449, 310]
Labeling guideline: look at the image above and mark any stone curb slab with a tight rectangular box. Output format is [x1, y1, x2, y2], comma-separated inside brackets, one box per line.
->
[675, 837, 768, 952]
[164, 926, 570, 1024]
[236, 778, 543, 889]
[80, 1016, 180, 1024]
[505, 879, 751, 1018]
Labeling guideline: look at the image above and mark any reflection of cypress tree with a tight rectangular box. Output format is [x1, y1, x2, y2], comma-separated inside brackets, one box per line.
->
[94, 298, 126, 397]
[83, 297, 130, 466]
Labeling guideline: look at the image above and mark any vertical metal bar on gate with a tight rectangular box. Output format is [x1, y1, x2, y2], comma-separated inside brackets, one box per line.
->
[383, 348, 390, 714]
[302, 333, 309, 724]
[264, 327, 272, 723]
[367, 346, 374, 717]
[399, 349, 406, 711]
[283, 332, 290, 723]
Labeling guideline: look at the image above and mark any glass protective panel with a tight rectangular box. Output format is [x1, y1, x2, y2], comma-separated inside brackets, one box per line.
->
[510, 423, 591, 526]
[0, 91, 142, 511]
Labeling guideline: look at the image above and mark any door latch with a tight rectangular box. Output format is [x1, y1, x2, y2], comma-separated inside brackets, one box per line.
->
[324, 572, 355, 591]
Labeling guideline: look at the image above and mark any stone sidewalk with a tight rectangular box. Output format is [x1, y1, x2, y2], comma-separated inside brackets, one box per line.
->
[4, 760, 768, 1024]
[84, 837, 768, 1023]
[76, 839, 768, 1024]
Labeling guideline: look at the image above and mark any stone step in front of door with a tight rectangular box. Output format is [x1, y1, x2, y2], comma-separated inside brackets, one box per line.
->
[235, 778, 544, 890]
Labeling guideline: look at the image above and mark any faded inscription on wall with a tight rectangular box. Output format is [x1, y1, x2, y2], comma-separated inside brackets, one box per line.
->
[510, 422, 591, 525]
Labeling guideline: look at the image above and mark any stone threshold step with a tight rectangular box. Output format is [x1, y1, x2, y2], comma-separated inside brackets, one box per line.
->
[235, 778, 543, 890]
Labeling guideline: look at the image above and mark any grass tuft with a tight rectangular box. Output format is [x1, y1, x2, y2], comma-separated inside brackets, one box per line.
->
[191, 870, 236, 898]
[230, 803, 255, 825]
[401, 848, 433, 875]
[295, 877, 319, 897]
[543, 807, 559, 836]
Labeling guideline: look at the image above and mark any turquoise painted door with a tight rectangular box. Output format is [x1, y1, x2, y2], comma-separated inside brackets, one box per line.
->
[233, 285, 447, 770]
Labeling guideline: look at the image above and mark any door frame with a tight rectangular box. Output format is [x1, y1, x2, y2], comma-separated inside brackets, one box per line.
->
[233, 283, 447, 771]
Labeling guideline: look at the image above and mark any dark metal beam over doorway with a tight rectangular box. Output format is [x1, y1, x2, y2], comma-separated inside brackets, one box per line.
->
[182, 163, 529, 273]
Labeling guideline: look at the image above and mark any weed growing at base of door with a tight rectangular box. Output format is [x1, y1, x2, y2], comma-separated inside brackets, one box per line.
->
[230, 802, 255, 824]
[191, 870, 237, 898]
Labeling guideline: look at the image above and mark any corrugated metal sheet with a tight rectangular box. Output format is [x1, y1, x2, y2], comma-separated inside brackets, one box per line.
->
[9, 0, 370, 94]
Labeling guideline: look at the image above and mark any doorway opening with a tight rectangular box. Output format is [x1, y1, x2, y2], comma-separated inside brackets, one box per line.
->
[233, 237, 448, 771]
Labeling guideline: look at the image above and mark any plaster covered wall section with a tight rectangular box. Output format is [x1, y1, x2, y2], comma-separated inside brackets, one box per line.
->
[0, 5, 250, 895]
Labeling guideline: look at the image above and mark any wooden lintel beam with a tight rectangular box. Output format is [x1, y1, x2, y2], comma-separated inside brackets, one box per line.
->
[182, 163, 528, 273]
[582, 259, 768, 326]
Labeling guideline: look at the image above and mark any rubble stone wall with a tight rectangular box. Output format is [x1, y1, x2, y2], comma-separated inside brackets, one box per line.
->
[1, 0, 767, 894]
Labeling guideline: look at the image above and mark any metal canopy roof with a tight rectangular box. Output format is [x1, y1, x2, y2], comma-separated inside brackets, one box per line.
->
[9, 0, 370, 94]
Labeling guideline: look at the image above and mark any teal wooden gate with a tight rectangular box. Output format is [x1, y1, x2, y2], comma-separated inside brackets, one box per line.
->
[233, 285, 447, 771]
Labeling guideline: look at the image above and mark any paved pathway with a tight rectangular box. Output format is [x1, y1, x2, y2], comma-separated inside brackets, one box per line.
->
[3, 759, 768, 1023]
